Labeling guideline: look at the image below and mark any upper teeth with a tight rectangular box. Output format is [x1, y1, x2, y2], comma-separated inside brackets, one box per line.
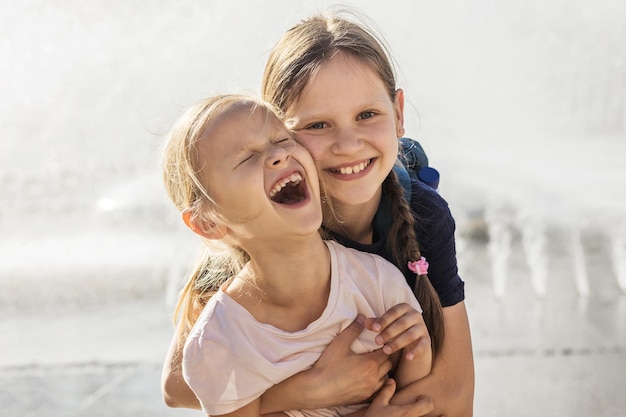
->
[270, 173, 302, 197]
[337, 160, 369, 175]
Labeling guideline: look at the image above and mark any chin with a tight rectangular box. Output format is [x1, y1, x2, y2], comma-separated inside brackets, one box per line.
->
[330, 184, 379, 206]
[323, 174, 385, 207]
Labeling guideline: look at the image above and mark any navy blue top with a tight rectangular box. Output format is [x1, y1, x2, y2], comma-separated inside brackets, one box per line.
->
[324, 174, 465, 308]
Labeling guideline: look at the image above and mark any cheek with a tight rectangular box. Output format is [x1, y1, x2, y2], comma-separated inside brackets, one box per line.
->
[385, 136, 400, 160]
[295, 134, 325, 162]
[376, 124, 400, 158]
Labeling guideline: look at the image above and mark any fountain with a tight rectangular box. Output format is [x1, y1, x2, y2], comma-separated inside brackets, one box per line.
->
[0, 0, 624, 309]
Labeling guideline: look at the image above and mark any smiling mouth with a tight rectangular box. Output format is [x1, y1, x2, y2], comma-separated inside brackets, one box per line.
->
[270, 172, 307, 204]
[329, 159, 373, 175]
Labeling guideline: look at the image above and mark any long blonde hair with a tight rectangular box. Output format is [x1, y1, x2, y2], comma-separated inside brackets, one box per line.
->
[162, 94, 275, 337]
[262, 12, 445, 357]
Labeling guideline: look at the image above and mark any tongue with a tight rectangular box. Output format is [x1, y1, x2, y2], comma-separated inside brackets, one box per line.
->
[272, 182, 305, 204]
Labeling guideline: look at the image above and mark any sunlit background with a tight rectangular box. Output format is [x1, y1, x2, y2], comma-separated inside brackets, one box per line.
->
[1, 1, 625, 416]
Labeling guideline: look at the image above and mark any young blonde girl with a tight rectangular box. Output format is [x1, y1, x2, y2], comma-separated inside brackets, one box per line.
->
[162, 94, 434, 417]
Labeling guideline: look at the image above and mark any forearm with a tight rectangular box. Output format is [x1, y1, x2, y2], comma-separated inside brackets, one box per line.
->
[260, 368, 331, 414]
[391, 302, 475, 416]
[390, 367, 472, 416]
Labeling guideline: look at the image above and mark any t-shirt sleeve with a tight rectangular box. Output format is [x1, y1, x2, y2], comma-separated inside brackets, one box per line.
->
[411, 179, 465, 307]
[182, 321, 271, 415]
[374, 255, 423, 314]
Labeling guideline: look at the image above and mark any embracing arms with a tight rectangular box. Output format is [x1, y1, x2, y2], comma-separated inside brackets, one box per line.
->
[261, 301, 473, 416]
[160, 304, 432, 412]
[161, 303, 472, 416]
[205, 378, 432, 417]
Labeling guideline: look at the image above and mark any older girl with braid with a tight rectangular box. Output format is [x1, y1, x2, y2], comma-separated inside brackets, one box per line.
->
[259, 12, 475, 416]
[162, 10, 474, 417]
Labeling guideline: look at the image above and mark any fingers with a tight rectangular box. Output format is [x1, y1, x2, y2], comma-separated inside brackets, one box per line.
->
[374, 349, 394, 375]
[327, 315, 365, 354]
[385, 323, 430, 356]
[370, 378, 396, 406]
[365, 345, 394, 366]
[367, 304, 412, 333]
[366, 304, 429, 355]
[353, 348, 392, 397]
[374, 305, 422, 344]
[407, 396, 435, 416]
[370, 379, 435, 417]
[314, 316, 394, 403]
[403, 333, 432, 362]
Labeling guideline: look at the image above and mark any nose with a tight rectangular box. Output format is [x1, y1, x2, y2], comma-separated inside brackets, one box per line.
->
[266, 143, 291, 167]
[331, 126, 363, 155]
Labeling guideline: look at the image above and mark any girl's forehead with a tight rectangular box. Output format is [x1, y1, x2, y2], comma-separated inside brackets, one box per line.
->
[206, 103, 274, 134]
[200, 104, 284, 150]
[289, 55, 389, 114]
[309, 55, 382, 92]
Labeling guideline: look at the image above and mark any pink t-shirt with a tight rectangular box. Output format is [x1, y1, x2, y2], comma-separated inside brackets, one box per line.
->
[183, 240, 422, 416]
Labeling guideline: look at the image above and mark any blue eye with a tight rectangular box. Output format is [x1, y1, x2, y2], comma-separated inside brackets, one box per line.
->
[359, 111, 375, 120]
[307, 122, 326, 130]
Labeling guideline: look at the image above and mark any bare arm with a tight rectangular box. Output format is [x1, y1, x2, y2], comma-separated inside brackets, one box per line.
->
[161, 326, 201, 409]
[162, 316, 392, 412]
[228, 379, 433, 417]
[162, 308, 431, 413]
[390, 302, 475, 416]
[345, 379, 434, 417]
[391, 313, 432, 389]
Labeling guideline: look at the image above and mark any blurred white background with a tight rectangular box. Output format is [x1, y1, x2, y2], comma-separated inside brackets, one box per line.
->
[1, 0, 625, 302]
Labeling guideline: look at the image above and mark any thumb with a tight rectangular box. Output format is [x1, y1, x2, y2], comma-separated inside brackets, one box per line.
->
[370, 378, 396, 406]
[332, 315, 365, 351]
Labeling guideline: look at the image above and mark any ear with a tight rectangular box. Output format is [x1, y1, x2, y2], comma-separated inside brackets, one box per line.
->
[182, 209, 228, 240]
[394, 88, 405, 137]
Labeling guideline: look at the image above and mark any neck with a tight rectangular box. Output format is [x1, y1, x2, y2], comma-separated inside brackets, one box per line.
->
[322, 187, 382, 244]
[232, 234, 330, 306]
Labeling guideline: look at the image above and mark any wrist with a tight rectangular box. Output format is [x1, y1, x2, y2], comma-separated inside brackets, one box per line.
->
[301, 366, 332, 409]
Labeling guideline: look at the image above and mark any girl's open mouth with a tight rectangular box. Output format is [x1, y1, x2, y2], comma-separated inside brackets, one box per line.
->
[269, 172, 308, 204]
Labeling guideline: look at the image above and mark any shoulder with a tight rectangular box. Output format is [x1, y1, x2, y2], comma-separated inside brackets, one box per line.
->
[326, 240, 407, 287]
[327, 239, 384, 267]
[184, 294, 229, 364]
[326, 240, 416, 313]
[184, 292, 252, 370]
[326, 240, 378, 270]
[409, 176, 449, 211]
[409, 177, 455, 229]
[183, 296, 270, 414]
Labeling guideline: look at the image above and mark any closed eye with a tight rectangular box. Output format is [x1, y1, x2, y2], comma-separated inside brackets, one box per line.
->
[272, 136, 297, 151]
[235, 153, 255, 168]
[273, 137, 293, 144]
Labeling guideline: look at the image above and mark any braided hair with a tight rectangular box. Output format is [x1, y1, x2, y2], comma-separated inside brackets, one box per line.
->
[383, 170, 445, 358]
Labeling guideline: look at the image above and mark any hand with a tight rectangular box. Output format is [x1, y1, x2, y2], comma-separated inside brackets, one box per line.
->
[311, 315, 393, 405]
[365, 303, 431, 361]
[364, 378, 434, 417]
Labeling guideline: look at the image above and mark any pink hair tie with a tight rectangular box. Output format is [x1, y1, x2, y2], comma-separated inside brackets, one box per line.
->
[408, 257, 429, 275]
